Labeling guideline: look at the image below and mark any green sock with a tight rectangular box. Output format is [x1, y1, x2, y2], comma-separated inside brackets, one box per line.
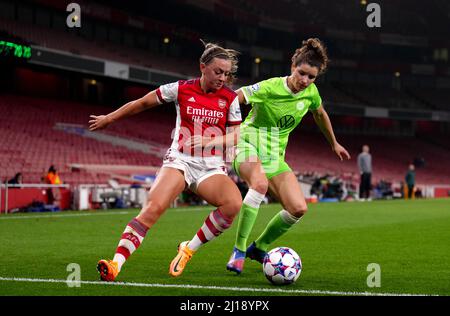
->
[235, 203, 259, 251]
[255, 210, 300, 251]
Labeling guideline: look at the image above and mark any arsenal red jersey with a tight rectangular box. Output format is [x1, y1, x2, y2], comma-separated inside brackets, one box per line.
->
[156, 78, 242, 157]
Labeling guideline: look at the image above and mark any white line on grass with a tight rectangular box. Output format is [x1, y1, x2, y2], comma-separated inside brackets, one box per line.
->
[0, 207, 207, 220]
[0, 277, 438, 296]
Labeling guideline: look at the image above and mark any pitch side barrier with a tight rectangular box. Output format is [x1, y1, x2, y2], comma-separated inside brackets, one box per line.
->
[0, 183, 70, 214]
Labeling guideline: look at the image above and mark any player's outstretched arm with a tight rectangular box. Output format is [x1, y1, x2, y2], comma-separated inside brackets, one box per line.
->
[208, 125, 240, 148]
[312, 105, 351, 161]
[185, 125, 240, 151]
[236, 89, 247, 105]
[89, 90, 160, 131]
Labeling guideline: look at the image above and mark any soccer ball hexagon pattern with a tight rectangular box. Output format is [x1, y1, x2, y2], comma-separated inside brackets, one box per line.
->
[263, 247, 302, 285]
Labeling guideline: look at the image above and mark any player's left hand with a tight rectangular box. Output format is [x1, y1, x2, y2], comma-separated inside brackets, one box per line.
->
[333, 143, 351, 161]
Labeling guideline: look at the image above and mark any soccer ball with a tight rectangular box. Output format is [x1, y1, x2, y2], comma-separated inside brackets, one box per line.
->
[263, 247, 302, 285]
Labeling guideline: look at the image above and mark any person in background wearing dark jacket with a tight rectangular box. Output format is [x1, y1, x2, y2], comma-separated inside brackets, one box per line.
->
[405, 164, 416, 199]
[7, 173, 23, 188]
[357, 145, 372, 201]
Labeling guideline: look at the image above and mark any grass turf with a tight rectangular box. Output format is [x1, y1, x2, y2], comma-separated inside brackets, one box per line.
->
[0, 198, 449, 296]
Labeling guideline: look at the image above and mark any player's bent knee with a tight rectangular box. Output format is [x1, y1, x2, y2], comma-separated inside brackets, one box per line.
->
[289, 204, 308, 218]
[220, 199, 242, 220]
[250, 179, 269, 195]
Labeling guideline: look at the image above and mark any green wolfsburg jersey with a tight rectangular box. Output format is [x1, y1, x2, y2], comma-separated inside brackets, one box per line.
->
[240, 76, 322, 159]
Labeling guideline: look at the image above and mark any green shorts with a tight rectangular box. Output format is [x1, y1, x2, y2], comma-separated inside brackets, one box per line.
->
[232, 140, 292, 180]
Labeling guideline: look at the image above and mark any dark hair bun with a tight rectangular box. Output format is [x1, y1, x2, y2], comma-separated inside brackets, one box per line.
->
[303, 38, 320, 50]
[292, 38, 329, 74]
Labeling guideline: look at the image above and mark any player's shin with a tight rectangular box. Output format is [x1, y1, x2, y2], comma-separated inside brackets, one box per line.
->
[235, 189, 266, 251]
[187, 208, 233, 251]
[254, 209, 301, 251]
[113, 217, 149, 272]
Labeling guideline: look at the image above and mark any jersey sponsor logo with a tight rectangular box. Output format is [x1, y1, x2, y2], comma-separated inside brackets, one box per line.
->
[192, 116, 219, 124]
[188, 97, 196, 102]
[187, 106, 224, 118]
[297, 101, 306, 111]
[187, 106, 224, 125]
[277, 115, 295, 129]
[218, 99, 227, 109]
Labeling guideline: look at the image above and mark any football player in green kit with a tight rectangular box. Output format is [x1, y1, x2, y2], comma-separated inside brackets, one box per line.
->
[226, 38, 351, 274]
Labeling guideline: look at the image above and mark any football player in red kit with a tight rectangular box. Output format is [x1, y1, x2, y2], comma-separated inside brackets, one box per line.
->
[89, 42, 242, 280]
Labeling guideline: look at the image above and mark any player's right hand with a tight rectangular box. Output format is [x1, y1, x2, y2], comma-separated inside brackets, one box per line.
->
[184, 135, 205, 151]
[88, 115, 112, 131]
[333, 143, 351, 161]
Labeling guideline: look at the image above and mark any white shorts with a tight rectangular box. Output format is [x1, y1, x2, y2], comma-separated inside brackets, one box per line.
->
[162, 149, 228, 193]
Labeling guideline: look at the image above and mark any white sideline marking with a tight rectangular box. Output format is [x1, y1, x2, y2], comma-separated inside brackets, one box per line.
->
[0, 277, 438, 296]
[0, 208, 207, 220]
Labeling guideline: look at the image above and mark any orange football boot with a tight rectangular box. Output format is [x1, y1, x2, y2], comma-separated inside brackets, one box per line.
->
[97, 259, 119, 282]
[169, 241, 195, 277]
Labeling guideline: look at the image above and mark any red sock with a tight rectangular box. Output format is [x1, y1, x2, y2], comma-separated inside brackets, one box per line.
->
[113, 218, 149, 271]
[188, 209, 233, 251]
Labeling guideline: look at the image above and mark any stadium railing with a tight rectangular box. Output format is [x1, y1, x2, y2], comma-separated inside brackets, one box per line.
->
[0, 183, 70, 214]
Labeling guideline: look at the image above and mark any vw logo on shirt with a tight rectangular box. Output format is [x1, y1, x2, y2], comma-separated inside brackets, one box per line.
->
[277, 115, 295, 129]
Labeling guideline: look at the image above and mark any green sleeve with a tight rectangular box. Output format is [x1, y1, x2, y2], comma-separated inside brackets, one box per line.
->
[309, 84, 322, 111]
[240, 80, 270, 105]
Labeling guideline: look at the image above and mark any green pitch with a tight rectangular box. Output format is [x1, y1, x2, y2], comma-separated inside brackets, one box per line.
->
[0, 199, 449, 296]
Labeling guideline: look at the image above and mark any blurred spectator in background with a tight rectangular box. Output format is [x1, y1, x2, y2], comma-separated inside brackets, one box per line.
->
[373, 179, 394, 199]
[357, 145, 372, 201]
[7, 172, 23, 188]
[45, 165, 61, 184]
[44, 165, 62, 205]
[310, 174, 345, 200]
[405, 164, 416, 199]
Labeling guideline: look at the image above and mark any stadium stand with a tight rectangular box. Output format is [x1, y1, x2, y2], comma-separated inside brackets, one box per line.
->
[407, 87, 450, 111]
[0, 18, 198, 76]
[333, 83, 429, 110]
[286, 130, 450, 186]
[2, 1, 448, 113]
[227, 0, 450, 38]
[1, 93, 448, 188]
[0, 94, 171, 186]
